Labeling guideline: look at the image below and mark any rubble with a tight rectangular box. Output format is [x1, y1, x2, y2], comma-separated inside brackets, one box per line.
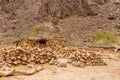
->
[0, 39, 107, 76]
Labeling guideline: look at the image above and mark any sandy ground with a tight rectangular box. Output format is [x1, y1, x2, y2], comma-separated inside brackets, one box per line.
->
[0, 53, 120, 80]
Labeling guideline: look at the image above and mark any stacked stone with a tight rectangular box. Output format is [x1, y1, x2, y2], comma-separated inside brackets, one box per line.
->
[52, 47, 107, 67]
[67, 49, 107, 67]
[46, 39, 66, 50]
[0, 45, 107, 67]
[0, 47, 56, 66]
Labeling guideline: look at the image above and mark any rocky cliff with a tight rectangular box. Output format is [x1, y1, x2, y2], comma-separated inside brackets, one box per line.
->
[0, 0, 119, 46]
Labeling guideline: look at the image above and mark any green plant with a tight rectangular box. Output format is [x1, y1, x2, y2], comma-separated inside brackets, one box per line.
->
[67, 40, 75, 46]
[94, 31, 118, 43]
[118, 55, 120, 59]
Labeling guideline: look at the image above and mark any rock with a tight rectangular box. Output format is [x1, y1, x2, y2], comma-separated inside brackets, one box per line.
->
[56, 58, 68, 67]
[92, 0, 109, 5]
[14, 64, 43, 75]
[0, 65, 14, 77]
[0, 0, 24, 13]
[112, 0, 120, 4]
[35, 65, 43, 72]
[38, 0, 98, 22]
[14, 64, 36, 75]
[116, 23, 120, 30]
[72, 61, 85, 67]
[11, 19, 19, 24]
[49, 58, 56, 65]
[107, 13, 117, 20]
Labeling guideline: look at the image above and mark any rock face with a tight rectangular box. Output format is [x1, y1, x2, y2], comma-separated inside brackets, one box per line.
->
[0, 0, 24, 13]
[38, 0, 101, 23]
[91, 0, 109, 4]
[0, 0, 108, 22]
[0, 0, 113, 46]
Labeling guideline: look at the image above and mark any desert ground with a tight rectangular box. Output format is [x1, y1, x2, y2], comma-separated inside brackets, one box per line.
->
[0, 0, 120, 80]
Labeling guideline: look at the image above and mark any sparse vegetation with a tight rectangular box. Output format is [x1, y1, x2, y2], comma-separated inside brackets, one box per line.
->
[66, 40, 75, 46]
[92, 31, 119, 47]
[118, 55, 120, 59]
[20, 22, 62, 41]
[94, 31, 118, 42]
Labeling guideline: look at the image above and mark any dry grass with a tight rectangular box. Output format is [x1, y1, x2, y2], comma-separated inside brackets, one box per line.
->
[94, 31, 118, 43]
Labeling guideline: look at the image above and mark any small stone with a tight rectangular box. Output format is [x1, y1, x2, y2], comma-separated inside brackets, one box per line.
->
[40, 60, 45, 64]
[72, 61, 85, 67]
[49, 58, 56, 65]
[11, 19, 19, 23]
[35, 65, 43, 72]
[107, 13, 117, 20]
[13, 61, 18, 65]
[56, 58, 68, 67]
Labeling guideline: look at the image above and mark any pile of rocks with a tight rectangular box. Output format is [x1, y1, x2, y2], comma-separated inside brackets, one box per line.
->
[0, 47, 56, 66]
[0, 45, 107, 67]
[52, 47, 107, 67]
[0, 42, 107, 76]
[68, 49, 106, 67]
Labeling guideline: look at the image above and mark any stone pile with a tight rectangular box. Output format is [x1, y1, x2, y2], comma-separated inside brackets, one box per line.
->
[0, 47, 56, 66]
[0, 39, 107, 76]
[68, 49, 106, 67]
[52, 47, 107, 67]
[0, 40, 107, 76]
[0, 46, 107, 67]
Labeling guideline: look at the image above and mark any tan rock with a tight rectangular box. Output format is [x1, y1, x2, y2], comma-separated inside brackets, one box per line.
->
[0, 65, 14, 77]
[56, 58, 68, 67]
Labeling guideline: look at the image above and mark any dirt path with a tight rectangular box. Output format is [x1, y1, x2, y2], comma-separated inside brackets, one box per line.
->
[0, 53, 120, 80]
